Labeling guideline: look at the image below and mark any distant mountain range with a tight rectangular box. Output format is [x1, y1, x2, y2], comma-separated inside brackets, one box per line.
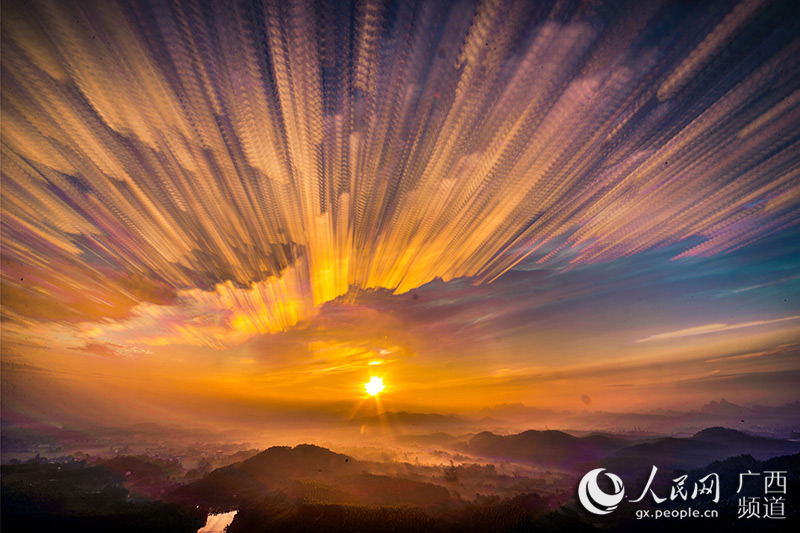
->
[342, 399, 800, 440]
[6, 442, 797, 533]
[169, 425, 800, 513]
[601, 426, 800, 474]
[166, 429, 800, 532]
[453, 426, 800, 473]
[471, 398, 800, 437]
[458, 429, 632, 469]
[6, 424, 797, 533]
[479, 398, 800, 420]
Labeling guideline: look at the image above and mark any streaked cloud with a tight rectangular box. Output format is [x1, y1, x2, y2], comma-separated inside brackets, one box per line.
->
[705, 343, 799, 363]
[635, 315, 800, 343]
[3, 0, 799, 337]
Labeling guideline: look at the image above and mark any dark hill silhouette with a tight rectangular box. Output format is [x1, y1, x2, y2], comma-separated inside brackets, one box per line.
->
[241, 444, 358, 479]
[602, 427, 800, 474]
[169, 444, 361, 508]
[691, 426, 796, 454]
[168, 444, 453, 511]
[462, 430, 631, 468]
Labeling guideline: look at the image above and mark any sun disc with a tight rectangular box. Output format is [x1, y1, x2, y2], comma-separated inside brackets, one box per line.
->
[365, 376, 384, 396]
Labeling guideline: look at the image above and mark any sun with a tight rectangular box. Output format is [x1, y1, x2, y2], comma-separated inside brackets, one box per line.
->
[365, 376, 385, 396]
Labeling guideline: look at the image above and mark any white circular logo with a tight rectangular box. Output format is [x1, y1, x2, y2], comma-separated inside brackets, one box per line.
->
[578, 468, 625, 515]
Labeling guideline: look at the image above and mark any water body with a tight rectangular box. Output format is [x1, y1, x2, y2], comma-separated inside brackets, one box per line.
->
[197, 510, 238, 533]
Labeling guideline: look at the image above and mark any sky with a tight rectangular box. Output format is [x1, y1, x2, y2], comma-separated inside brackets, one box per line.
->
[2, 0, 799, 428]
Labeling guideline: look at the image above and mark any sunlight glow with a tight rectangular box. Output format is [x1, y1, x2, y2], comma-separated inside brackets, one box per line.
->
[365, 377, 385, 396]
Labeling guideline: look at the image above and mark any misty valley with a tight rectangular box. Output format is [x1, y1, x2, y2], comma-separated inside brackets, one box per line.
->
[3, 401, 799, 532]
